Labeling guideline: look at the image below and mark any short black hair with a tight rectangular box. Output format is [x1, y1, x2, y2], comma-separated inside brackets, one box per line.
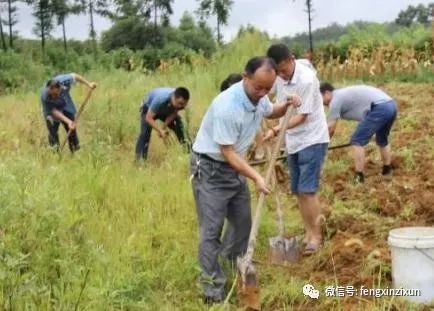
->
[46, 79, 61, 88]
[244, 56, 277, 76]
[220, 73, 243, 92]
[174, 87, 190, 101]
[320, 82, 335, 94]
[267, 44, 293, 65]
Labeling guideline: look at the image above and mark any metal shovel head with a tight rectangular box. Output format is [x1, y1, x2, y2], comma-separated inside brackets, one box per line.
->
[237, 257, 261, 310]
[268, 236, 301, 265]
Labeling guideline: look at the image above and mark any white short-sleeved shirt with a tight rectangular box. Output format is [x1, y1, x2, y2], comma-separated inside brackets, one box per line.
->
[193, 81, 273, 161]
[270, 61, 329, 154]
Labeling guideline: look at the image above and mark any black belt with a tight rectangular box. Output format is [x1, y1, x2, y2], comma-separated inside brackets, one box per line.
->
[194, 152, 225, 163]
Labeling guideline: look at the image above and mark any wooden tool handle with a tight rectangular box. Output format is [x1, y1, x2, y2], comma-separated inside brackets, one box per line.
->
[60, 88, 94, 152]
[244, 105, 295, 262]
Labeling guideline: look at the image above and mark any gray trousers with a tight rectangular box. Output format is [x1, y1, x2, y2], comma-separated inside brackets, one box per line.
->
[190, 153, 251, 300]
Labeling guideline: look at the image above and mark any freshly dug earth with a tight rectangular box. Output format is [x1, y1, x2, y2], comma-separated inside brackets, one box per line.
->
[258, 83, 434, 309]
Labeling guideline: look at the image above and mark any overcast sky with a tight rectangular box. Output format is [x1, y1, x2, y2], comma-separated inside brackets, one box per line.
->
[7, 0, 433, 41]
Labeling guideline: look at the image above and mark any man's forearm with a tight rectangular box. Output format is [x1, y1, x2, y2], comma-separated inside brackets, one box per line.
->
[164, 112, 178, 127]
[268, 102, 287, 119]
[328, 121, 337, 139]
[145, 114, 162, 132]
[286, 114, 307, 129]
[221, 148, 261, 182]
[52, 109, 72, 124]
[328, 127, 335, 138]
[72, 73, 93, 88]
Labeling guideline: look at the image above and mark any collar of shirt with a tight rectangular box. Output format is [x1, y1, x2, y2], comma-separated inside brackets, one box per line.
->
[234, 81, 257, 112]
[283, 62, 302, 86]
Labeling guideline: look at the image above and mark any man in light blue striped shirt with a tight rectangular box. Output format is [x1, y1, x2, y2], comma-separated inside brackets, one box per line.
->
[191, 56, 300, 304]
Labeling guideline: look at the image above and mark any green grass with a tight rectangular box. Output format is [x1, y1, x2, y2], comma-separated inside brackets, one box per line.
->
[0, 32, 432, 310]
[0, 32, 272, 310]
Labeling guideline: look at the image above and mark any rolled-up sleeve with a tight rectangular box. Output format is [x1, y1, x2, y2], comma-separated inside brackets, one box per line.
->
[327, 100, 342, 121]
[56, 74, 75, 90]
[65, 73, 75, 84]
[213, 111, 239, 146]
[149, 98, 163, 114]
[261, 96, 274, 117]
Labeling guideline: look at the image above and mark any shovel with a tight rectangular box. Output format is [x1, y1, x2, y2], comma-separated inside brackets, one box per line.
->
[268, 173, 302, 265]
[257, 144, 302, 266]
[236, 105, 295, 310]
[60, 88, 94, 153]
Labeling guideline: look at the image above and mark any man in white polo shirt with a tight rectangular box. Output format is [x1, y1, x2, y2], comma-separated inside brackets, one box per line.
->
[265, 44, 330, 255]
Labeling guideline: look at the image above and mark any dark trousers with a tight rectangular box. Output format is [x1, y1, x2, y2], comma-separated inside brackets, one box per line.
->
[190, 153, 251, 300]
[135, 111, 187, 160]
[45, 111, 79, 153]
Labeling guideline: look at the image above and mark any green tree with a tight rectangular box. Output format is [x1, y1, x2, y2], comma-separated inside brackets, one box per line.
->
[101, 17, 164, 51]
[28, 0, 54, 61]
[415, 3, 433, 24]
[196, 0, 233, 44]
[175, 12, 215, 56]
[152, 0, 173, 28]
[76, 0, 111, 59]
[107, 0, 173, 46]
[396, 5, 418, 27]
[0, 0, 18, 48]
[108, 0, 152, 20]
[0, 6, 6, 50]
[395, 3, 433, 27]
[52, 0, 80, 53]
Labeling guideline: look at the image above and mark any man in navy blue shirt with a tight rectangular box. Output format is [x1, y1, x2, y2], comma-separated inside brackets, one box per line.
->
[40, 73, 97, 152]
[135, 87, 190, 160]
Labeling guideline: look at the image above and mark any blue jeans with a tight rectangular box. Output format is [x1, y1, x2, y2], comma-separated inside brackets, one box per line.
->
[288, 143, 328, 194]
[351, 100, 397, 147]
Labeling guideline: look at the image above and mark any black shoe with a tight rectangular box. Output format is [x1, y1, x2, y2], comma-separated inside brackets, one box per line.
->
[203, 295, 224, 305]
[354, 172, 365, 184]
[382, 165, 392, 176]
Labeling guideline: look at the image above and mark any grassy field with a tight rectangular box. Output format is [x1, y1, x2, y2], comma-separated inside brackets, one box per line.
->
[0, 33, 433, 310]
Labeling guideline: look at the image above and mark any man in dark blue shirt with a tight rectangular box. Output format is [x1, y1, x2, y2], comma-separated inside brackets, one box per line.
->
[40, 73, 97, 152]
[135, 87, 190, 160]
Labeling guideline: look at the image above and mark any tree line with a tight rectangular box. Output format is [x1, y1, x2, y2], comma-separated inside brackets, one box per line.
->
[282, 2, 433, 55]
[0, 1, 431, 62]
[0, 0, 236, 59]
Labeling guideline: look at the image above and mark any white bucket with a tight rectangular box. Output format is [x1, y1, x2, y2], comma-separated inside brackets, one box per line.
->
[388, 227, 434, 304]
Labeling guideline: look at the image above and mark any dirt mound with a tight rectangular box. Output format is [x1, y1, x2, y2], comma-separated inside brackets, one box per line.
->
[311, 232, 389, 288]
[326, 214, 376, 238]
[391, 155, 404, 169]
[261, 84, 433, 308]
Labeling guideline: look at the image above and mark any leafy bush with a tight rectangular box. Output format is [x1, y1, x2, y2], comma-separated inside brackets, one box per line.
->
[0, 51, 47, 93]
[101, 17, 165, 52]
